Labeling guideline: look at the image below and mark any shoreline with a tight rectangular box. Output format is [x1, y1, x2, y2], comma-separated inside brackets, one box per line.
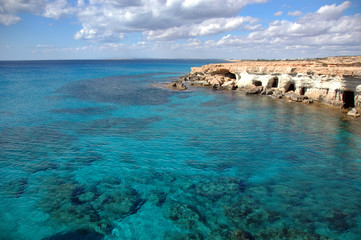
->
[167, 56, 361, 118]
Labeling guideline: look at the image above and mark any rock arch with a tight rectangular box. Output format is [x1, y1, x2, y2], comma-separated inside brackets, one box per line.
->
[342, 90, 355, 108]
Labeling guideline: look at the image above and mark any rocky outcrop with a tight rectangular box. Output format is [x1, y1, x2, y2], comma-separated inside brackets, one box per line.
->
[166, 80, 187, 90]
[181, 56, 361, 114]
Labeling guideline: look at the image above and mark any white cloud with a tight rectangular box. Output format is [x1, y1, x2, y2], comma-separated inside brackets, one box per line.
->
[0, 0, 267, 41]
[274, 11, 283, 16]
[74, 27, 125, 41]
[145, 16, 259, 40]
[36, 44, 52, 48]
[73, 0, 267, 41]
[99, 43, 125, 51]
[0, 13, 21, 25]
[32, 44, 96, 54]
[0, 0, 45, 15]
[1, 0, 360, 59]
[288, 10, 302, 17]
[316, 0, 351, 20]
[203, 1, 361, 57]
[43, 0, 76, 19]
[0, 0, 76, 25]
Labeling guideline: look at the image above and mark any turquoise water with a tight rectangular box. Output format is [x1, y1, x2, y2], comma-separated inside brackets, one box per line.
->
[0, 60, 360, 240]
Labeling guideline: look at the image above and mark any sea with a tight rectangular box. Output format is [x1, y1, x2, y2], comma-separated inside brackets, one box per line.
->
[0, 59, 360, 240]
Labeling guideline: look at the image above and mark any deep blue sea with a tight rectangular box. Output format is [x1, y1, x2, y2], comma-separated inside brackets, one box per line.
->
[0, 59, 360, 240]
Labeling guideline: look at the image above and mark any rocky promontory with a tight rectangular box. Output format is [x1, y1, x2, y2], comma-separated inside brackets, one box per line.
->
[177, 56, 361, 115]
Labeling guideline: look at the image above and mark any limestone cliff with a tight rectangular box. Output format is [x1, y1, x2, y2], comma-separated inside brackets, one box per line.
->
[183, 56, 361, 110]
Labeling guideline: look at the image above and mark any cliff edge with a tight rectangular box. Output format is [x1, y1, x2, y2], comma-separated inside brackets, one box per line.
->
[180, 56, 361, 112]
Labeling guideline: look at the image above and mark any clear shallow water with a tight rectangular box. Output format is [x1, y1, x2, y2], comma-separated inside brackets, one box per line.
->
[0, 60, 360, 240]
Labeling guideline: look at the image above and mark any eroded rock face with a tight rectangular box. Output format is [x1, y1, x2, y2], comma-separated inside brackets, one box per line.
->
[183, 56, 361, 110]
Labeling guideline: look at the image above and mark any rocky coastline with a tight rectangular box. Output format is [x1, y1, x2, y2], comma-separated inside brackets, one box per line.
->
[168, 56, 361, 117]
[167, 56, 361, 117]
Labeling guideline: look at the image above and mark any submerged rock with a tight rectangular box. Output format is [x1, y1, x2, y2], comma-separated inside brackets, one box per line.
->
[163, 200, 209, 238]
[147, 190, 167, 206]
[231, 229, 255, 240]
[325, 209, 354, 232]
[166, 201, 201, 224]
[0, 126, 76, 170]
[42, 229, 104, 240]
[0, 178, 28, 198]
[148, 171, 176, 184]
[254, 227, 334, 240]
[24, 160, 59, 173]
[224, 195, 261, 224]
[75, 117, 161, 136]
[58, 75, 173, 105]
[50, 106, 116, 115]
[37, 176, 144, 235]
[192, 177, 243, 198]
[97, 187, 145, 219]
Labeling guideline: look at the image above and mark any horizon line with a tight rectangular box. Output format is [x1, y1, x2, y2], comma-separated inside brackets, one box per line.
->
[0, 55, 359, 62]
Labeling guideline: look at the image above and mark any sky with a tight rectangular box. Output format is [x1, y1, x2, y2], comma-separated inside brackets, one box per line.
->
[0, 0, 361, 60]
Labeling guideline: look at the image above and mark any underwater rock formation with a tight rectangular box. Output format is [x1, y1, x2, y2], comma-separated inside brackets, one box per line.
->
[57, 75, 173, 105]
[42, 229, 104, 240]
[181, 56, 361, 113]
[230, 229, 255, 240]
[253, 227, 334, 240]
[0, 178, 28, 198]
[37, 176, 144, 235]
[192, 177, 243, 197]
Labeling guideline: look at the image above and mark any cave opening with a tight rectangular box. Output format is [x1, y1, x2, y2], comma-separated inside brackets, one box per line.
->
[268, 76, 279, 88]
[225, 72, 236, 79]
[253, 80, 262, 87]
[299, 87, 307, 95]
[284, 82, 295, 92]
[342, 90, 355, 108]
